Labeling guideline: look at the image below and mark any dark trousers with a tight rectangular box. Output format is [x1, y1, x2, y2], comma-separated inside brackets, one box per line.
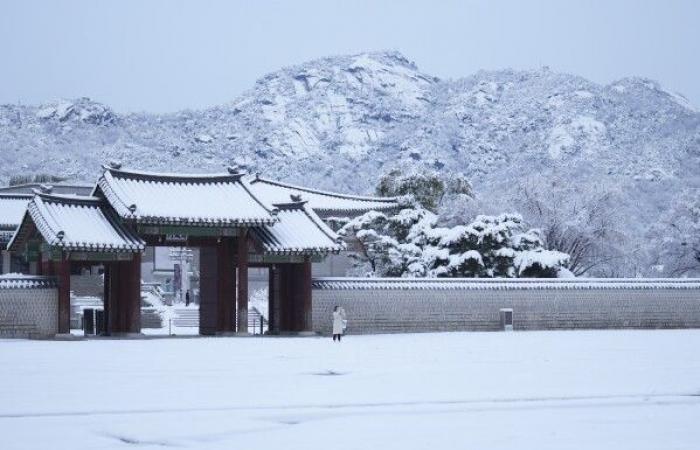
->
[333, 334, 342, 342]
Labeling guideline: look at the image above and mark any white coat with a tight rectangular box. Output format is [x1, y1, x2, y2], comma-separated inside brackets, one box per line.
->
[332, 309, 346, 335]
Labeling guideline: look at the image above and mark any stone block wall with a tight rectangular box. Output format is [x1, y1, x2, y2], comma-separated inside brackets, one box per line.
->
[0, 277, 58, 338]
[312, 278, 700, 334]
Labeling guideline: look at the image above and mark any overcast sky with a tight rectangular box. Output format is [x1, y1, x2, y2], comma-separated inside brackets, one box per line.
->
[1, 0, 698, 113]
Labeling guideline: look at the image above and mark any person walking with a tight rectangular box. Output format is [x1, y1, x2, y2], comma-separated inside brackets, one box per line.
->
[185, 290, 191, 307]
[332, 305, 346, 342]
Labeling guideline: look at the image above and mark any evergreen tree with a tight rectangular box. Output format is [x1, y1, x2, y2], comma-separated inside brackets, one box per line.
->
[339, 207, 570, 278]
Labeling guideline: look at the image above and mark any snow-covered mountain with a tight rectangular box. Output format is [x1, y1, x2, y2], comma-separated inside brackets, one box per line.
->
[1, 51, 698, 275]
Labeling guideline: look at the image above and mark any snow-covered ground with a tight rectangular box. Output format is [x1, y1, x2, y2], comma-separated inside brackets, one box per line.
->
[1, 330, 699, 449]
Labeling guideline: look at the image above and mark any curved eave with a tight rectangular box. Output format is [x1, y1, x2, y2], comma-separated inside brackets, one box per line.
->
[96, 172, 137, 218]
[49, 242, 145, 253]
[314, 204, 402, 215]
[134, 216, 278, 227]
[262, 244, 346, 257]
[9, 194, 146, 254]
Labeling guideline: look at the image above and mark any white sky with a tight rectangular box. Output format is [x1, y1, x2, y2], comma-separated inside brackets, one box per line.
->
[0, 0, 698, 113]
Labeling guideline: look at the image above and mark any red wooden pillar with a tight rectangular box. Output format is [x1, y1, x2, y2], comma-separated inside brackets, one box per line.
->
[107, 254, 142, 334]
[236, 228, 249, 333]
[217, 238, 235, 333]
[199, 246, 218, 335]
[56, 254, 71, 334]
[289, 264, 301, 332]
[268, 264, 279, 334]
[300, 257, 313, 332]
[277, 265, 288, 332]
[124, 253, 142, 334]
[277, 263, 309, 333]
[103, 262, 112, 335]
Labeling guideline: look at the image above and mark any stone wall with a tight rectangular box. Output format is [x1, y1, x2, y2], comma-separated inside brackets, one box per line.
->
[312, 278, 700, 334]
[0, 276, 58, 338]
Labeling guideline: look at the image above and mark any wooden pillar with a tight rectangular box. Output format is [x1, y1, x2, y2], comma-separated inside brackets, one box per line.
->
[103, 263, 112, 335]
[124, 253, 142, 334]
[107, 254, 142, 334]
[217, 238, 235, 333]
[300, 257, 313, 332]
[268, 264, 280, 334]
[56, 254, 71, 334]
[278, 263, 307, 333]
[289, 264, 301, 332]
[278, 264, 289, 332]
[106, 261, 117, 333]
[199, 247, 218, 335]
[236, 229, 249, 333]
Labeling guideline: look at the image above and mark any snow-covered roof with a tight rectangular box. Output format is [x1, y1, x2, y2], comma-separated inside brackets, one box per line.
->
[0, 274, 57, 290]
[96, 166, 277, 227]
[0, 194, 32, 229]
[249, 175, 400, 215]
[312, 277, 700, 291]
[0, 183, 94, 196]
[9, 193, 145, 253]
[252, 200, 346, 255]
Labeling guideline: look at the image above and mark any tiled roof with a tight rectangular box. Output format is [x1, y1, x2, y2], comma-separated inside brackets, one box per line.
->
[0, 183, 94, 196]
[0, 194, 32, 229]
[0, 275, 57, 289]
[9, 193, 145, 253]
[249, 176, 400, 215]
[96, 166, 277, 227]
[252, 200, 346, 255]
[312, 277, 700, 291]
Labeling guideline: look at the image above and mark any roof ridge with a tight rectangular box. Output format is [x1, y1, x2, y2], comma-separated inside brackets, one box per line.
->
[0, 193, 33, 200]
[33, 191, 102, 205]
[252, 176, 400, 203]
[103, 165, 244, 183]
[300, 204, 344, 244]
[97, 171, 138, 218]
[237, 176, 279, 219]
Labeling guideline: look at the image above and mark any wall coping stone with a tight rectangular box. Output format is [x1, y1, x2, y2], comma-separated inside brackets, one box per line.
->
[0, 275, 57, 290]
[312, 277, 700, 291]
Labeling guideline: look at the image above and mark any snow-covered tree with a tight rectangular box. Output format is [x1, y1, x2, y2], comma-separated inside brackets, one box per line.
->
[651, 189, 700, 276]
[338, 207, 434, 277]
[376, 168, 472, 212]
[339, 206, 570, 278]
[512, 175, 628, 276]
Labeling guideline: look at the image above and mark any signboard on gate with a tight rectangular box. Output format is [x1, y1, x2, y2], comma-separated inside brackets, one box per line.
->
[138, 225, 239, 238]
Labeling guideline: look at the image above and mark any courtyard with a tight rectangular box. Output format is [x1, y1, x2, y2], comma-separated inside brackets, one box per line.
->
[1, 330, 699, 449]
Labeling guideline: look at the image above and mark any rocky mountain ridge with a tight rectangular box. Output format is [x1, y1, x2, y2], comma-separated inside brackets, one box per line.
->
[1, 51, 698, 275]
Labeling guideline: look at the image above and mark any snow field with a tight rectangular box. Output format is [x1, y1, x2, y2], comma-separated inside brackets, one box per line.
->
[0, 330, 699, 449]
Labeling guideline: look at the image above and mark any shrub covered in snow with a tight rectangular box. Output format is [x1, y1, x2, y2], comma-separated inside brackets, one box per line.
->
[339, 206, 570, 278]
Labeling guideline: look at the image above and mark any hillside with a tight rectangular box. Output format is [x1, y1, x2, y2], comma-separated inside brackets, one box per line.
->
[1, 51, 698, 276]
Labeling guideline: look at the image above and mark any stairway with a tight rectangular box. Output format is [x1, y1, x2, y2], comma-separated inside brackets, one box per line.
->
[167, 307, 268, 334]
